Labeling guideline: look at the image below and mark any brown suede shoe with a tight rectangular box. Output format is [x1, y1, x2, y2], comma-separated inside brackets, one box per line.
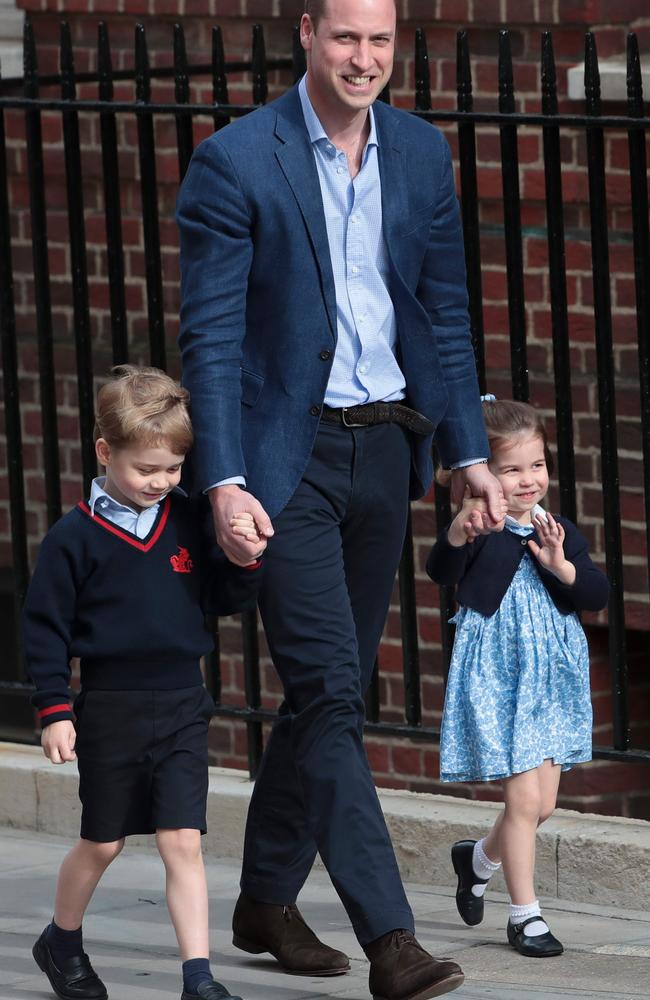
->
[232, 893, 350, 976]
[365, 930, 464, 1000]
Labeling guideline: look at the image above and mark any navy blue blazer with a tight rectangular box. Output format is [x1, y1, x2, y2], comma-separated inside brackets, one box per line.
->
[177, 84, 488, 518]
[426, 516, 609, 617]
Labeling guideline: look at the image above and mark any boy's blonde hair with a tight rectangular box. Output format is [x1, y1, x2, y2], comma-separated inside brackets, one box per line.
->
[94, 365, 193, 454]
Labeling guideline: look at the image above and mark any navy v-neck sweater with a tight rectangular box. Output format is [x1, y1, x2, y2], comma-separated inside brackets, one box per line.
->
[23, 493, 262, 727]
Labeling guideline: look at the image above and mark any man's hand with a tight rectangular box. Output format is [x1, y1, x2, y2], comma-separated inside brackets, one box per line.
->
[41, 720, 76, 764]
[210, 485, 274, 566]
[447, 488, 496, 546]
[450, 463, 506, 532]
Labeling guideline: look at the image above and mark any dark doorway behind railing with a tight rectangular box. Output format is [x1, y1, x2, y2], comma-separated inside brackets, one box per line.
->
[1, 19, 649, 775]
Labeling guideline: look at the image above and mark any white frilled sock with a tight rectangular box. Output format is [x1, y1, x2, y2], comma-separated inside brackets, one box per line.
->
[509, 900, 549, 936]
[471, 838, 501, 897]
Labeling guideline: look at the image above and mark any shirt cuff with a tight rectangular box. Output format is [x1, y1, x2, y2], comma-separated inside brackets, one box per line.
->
[449, 458, 489, 469]
[204, 477, 246, 492]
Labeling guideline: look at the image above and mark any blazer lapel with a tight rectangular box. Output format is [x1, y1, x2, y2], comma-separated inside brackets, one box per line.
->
[273, 90, 338, 342]
[375, 104, 409, 271]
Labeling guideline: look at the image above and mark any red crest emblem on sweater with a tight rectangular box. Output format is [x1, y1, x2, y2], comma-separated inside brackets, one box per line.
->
[170, 546, 193, 573]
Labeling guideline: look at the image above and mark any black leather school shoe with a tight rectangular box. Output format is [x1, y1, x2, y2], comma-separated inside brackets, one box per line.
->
[32, 927, 108, 999]
[507, 916, 564, 957]
[451, 840, 489, 926]
[180, 981, 243, 1000]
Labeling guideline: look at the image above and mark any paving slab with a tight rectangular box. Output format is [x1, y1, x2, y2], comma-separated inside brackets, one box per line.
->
[0, 828, 649, 1000]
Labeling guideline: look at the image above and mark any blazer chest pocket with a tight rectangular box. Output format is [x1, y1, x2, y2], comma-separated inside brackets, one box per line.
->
[401, 202, 434, 238]
[240, 368, 264, 407]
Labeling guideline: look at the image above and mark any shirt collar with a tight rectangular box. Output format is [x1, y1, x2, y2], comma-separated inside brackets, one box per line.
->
[505, 503, 548, 535]
[89, 477, 140, 517]
[298, 74, 378, 153]
[88, 478, 187, 517]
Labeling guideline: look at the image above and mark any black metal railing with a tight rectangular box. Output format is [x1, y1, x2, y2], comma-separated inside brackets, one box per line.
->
[1, 19, 649, 773]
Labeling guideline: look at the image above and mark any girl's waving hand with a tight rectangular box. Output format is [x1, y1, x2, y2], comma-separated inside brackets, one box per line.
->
[528, 512, 576, 585]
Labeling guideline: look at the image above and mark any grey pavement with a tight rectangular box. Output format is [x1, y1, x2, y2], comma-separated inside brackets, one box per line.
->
[0, 828, 649, 1000]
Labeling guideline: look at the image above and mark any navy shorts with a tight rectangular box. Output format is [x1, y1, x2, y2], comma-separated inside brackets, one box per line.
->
[73, 685, 214, 843]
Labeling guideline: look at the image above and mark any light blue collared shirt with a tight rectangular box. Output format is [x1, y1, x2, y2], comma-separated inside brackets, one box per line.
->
[298, 76, 405, 408]
[89, 477, 162, 540]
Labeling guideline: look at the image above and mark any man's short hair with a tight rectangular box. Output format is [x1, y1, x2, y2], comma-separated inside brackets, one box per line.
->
[94, 364, 193, 455]
[304, 1, 326, 28]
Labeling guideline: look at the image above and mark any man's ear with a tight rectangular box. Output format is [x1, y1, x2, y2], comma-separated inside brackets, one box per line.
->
[95, 437, 111, 468]
[300, 13, 314, 53]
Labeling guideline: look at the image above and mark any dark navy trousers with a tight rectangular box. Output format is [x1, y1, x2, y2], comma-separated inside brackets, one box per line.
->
[240, 420, 415, 945]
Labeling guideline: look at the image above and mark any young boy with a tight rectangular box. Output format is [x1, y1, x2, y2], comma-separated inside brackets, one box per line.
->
[24, 365, 265, 1000]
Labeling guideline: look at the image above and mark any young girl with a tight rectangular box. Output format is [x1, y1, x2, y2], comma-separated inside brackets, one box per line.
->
[427, 398, 609, 958]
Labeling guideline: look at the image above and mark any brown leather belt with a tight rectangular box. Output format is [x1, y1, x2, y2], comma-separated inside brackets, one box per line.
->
[320, 402, 434, 436]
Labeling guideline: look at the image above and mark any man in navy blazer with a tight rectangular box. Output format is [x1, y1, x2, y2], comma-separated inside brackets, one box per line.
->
[178, 2, 502, 998]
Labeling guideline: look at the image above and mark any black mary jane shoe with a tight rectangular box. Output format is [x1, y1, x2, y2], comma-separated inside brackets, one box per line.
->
[451, 839, 488, 926]
[180, 981, 243, 1000]
[32, 928, 108, 1000]
[507, 916, 564, 957]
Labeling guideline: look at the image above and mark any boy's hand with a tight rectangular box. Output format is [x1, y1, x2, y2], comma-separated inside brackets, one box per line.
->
[448, 487, 507, 547]
[41, 720, 77, 764]
[210, 485, 273, 566]
[528, 512, 576, 585]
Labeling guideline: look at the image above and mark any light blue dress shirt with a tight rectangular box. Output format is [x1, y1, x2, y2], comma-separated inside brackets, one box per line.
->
[298, 76, 405, 408]
[89, 477, 162, 540]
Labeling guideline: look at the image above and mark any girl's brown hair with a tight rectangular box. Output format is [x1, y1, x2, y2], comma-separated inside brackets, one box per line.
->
[94, 365, 193, 454]
[436, 398, 554, 486]
[482, 398, 554, 474]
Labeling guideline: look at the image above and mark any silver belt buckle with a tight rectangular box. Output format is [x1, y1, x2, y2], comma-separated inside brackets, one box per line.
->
[341, 406, 365, 428]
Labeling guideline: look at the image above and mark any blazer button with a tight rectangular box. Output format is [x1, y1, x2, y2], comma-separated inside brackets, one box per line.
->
[319, 350, 331, 360]
[310, 405, 321, 416]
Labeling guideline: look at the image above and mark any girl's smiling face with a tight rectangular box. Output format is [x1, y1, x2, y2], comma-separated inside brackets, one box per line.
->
[489, 433, 549, 524]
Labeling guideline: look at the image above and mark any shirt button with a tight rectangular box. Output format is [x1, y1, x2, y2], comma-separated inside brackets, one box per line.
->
[359, 365, 367, 374]
[351, 266, 359, 274]
[319, 350, 331, 361]
[337, 167, 345, 174]
[310, 405, 321, 417]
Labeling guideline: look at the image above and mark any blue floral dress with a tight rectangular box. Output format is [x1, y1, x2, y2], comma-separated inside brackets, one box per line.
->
[439, 514, 593, 783]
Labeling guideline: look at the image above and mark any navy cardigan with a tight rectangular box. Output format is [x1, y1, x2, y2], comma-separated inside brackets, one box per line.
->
[426, 516, 609, 617]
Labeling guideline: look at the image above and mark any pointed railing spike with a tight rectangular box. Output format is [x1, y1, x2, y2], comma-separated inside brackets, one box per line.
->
[584, 32, 601, 114]
[292, 24, 307, 82]
[498, 29, 515, 114]
[251, 24, 268, 105]
[626, 32, 644, 117]
[541, 31, 558, 116]
[414, 28, 431, 111]
[456, 30, 473, 112]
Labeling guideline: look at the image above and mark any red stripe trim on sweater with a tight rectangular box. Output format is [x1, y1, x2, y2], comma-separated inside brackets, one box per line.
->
[39, 703, 71, 718]
[77, 496, 171, 551]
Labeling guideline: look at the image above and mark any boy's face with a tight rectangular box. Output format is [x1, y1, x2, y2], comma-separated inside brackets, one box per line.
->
[95, 439, 185, 513]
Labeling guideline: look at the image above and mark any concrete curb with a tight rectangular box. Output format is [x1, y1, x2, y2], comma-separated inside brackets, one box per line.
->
[2, 741, 648, 910]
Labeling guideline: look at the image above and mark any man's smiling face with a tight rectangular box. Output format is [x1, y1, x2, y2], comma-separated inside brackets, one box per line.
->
[301, 0, 396, 123]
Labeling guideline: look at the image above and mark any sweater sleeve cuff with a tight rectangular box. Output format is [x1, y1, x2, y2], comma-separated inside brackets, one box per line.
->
[37, 703, 73, 727]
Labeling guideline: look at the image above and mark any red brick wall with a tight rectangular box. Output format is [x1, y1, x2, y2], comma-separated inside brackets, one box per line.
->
[4, 0, 650, 816]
